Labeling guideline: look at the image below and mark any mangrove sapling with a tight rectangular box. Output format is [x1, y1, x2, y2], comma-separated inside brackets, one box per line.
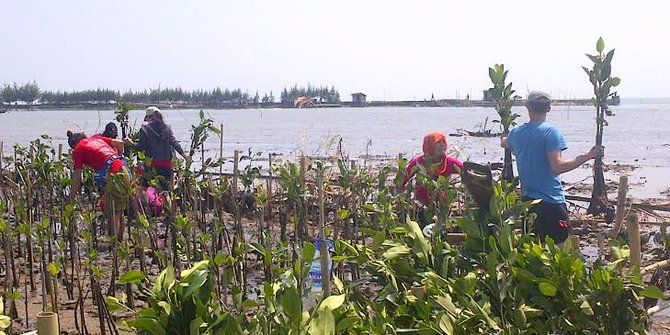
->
[488, 63, 521, 182]
[59, 205, 79, 300]
[113, 102, 134, 139]
[583, 37, 621, 217]
[117, 240, 134, 308]
[0, 200, 18, 319]
[34, 217, 51, 311]
[107, 234, 119, 298]
[273, 159, 304, 244]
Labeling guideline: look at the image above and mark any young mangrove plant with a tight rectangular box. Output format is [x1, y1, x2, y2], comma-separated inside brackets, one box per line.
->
[113, 102, 135, 139]
[488, 64, 521, 182]
[583, 37, 621, 216]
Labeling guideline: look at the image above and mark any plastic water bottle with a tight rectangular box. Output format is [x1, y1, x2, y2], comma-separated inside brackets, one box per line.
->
[308, 250, 323, 292]
[307, 240, 334, 293]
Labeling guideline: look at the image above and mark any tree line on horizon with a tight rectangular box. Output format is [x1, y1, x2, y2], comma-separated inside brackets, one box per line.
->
[0, 82, 341, 107]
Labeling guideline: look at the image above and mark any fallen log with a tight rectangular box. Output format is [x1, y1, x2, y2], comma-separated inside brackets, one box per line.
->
[641, 259, 670, 275]
[566, 195, 670, 213]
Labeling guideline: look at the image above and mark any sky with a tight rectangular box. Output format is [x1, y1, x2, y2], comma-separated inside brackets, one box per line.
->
[2, 0, 669, 101]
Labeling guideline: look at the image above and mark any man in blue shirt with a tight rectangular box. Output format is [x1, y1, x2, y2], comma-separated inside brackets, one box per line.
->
[501, 90, 603, 244]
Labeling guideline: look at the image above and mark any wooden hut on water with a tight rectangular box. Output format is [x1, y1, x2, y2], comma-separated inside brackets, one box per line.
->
[351, 92, 367, 107]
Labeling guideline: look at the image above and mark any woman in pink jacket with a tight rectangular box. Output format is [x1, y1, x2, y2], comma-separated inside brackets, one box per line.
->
[403, 131, 463, 207]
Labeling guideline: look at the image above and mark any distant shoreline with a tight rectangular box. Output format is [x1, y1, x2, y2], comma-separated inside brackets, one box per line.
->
[0, 97, 620, 111]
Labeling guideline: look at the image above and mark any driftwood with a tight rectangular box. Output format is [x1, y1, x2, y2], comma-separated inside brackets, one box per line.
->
[566, 195, 670, 213]
[641, 259, 670, 275]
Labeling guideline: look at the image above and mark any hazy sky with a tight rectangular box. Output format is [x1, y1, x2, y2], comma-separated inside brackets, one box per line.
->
[2, 0, 668, 100]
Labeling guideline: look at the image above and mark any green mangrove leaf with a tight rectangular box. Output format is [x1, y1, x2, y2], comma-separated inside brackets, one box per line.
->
[105, 296, 124, 313]
[596, 37, 605, 53]
[640, 285, 664, 299]
[538, 282, 557, 296]
[383, 245, 411, 260]
[180, 260, 209, 279]
[0, 316, 10, 330]
[435, 295, 458, 314]
[318, 294, 345, 312]
[580, 300, 594, 316]
[119, 270, 146, 285]
[280, 286, 301, 324]
[333, 275, 344, 292]
[126, 318, 166, 335]
[310, 307, 336, 335]
[190, 317, 205, 335]
[336, 317, 359, 332]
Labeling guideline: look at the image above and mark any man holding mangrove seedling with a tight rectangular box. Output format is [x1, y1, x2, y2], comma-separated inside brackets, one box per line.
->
[67, 130, 131, 241]
[500, 91, 603, 245]
[403, 131, 463, 225]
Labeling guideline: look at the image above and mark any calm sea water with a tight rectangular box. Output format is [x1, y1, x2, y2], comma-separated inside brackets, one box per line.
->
[1, 99, 669, 198]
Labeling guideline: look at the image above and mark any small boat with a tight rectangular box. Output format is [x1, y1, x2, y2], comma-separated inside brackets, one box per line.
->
[465, 129, 501, 138]
[462, 116, 501, 138]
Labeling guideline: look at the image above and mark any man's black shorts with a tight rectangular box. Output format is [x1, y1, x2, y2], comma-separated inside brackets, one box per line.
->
[523, 198, 570, 243]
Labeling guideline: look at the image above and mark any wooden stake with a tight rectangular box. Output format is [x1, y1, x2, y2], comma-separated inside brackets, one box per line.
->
[641, 259, 670, 275]
[610, 175, 629, 237]
[299, 155, 307, 240]
[597, 232, 607, 261]
[627, 212, 641, 268]
[219, 123, 224, 177]
[570, 235, 580, 252]
[318, 175, 330, 297]
[36, 311, 59, 335]
[233, 150, 240, 235]
[267, 153, 273, 238]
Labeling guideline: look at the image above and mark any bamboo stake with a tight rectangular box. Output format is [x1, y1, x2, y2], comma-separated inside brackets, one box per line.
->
[570, 235, 580, 252]
[610, 175, 628, 237]
[627, 212, 641, 269]
[318, 175, 330, 297]
[219, 123, 224, 177]
[567, 194, 670, 213]
[597, 232, 607, 261]
[267, 153, 273, 238]
[299, 155, 307, 241]
[638, 221, 670, 226]
[641, 259, 670, 275]
[14, 150, 21, 258]
[36, 311, 59, 335]
[233, 150, 240, 236]
[232, 150, 247, 298]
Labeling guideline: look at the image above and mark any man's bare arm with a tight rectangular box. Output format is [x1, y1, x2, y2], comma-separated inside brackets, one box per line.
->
[547, 146, 603, 175]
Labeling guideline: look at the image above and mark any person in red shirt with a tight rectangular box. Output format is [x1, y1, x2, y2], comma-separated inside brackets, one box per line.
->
[402, 131, 463, 223]
[67, 130, 130, 240]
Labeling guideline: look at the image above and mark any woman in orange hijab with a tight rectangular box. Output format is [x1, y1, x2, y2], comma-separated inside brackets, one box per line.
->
[403, 131, 463, 205]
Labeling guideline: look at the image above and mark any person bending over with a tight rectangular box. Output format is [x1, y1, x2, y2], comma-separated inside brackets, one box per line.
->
[67, 131, 131, 240]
